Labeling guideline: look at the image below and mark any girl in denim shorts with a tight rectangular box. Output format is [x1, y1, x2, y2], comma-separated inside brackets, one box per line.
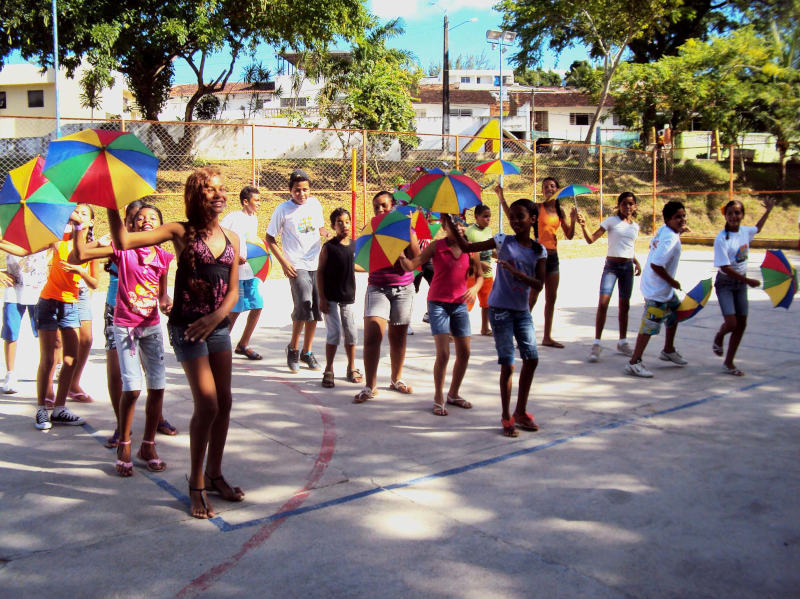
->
[712, 197, 774, 376]
[401, 214, 484, 416]
[458, 199, 547, 437]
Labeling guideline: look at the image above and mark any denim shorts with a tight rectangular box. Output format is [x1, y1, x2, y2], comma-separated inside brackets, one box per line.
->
[489, 307, 538, 366]
[113, 324, 166, 391]
[364, 284, 414, 325]
[324, 301, 357, 346]
[289, 269, 321, 322]
[233, 278, 264, 313]
[599, 259, 634, 299]
[2, 303, 38, 342]
[35, 298, 80, 331]
[715, 272, 748, 316]
[638, 294, 681, 336]
[167, 323, 232, 362]
[428, 300, 471, 337]
[545, 250, 559, 275]
[76, 289, 92, 322]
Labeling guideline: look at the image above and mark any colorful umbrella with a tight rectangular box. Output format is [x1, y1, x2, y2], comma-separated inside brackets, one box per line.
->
[245, 239, 272, 282]
[407, 169, 483, 215]
[354, 210, 411, 271]
[393, 188, 412, 205]
[394, 205, 433, 240]
[554, 184, 598, 200]
[43, 129, 159, 210]
[760, 250, 797, 309]
[475, 159, 521, 176]
[675, 278, 713, 322]
[0, 155, 75, 253]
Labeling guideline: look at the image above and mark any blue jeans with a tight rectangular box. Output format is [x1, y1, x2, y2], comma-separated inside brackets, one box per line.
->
[715, 272, 748, 316]
[35, 298, 80, 331]
[489, 308, 538, 366]
[427, 301, 471, 337]
[599, 259, 634, 299]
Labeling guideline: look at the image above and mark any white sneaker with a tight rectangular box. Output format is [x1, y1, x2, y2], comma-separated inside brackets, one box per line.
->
[588, 345, 602, 362]
[624, 360, 653, 378]
[50, 406, 85, 426]
[616, 341, 633, 356]
[659, 350, 688, 366]
[2, 372, 17, 394]
[35, 407, 52, 430]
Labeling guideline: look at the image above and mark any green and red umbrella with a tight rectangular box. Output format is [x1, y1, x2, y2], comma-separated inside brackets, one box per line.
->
[245, 239, 272, 282]
[407, 169, 483, 215]
[354, 210, 411, 271]
[0, 155, 75, 253]
[675, 278, 713, 322]
[554, 184, 598, 200]
[43, 129, 159, 210]
[395, 205, 434, 240]
[760, 250, 797, 309]
[475, 159, 521, 176]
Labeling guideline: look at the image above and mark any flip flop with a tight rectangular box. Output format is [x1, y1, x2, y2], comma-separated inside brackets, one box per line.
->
[712, 341, 724, 357]
[723, 367, 745, 376]
[115, 440, 133, 477]
[513, 411, 539, 431]
[432, 402, 448, 416]
[389, 379, 413, 394]
[67, 391, 94, 403]
[446, 394, 472, 409]
[235, 346, 262, 360]
[136, 440, 167, 472]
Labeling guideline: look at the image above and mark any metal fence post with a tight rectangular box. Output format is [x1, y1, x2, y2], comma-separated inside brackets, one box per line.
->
[598, 144, 604, 217]
[351, 148, 358, 238]
[362, 131, 368, 222]
[532, 138, 537, 203]
[651, 147, 658, 233]
[455, 135, 460, 171]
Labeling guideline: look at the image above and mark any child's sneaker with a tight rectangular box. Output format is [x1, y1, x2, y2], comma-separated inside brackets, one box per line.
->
[286, 346, 300, 374]
[659, 350, 688, 366]
[624, 360, 653, 378]
[616, 340, 633, 356]
[50, 406, 85, 426]
[588, 345, 602, 362]
[35, 407, 52, 431]
[2, 371, 17, 394]
[300, 351, 320, 371]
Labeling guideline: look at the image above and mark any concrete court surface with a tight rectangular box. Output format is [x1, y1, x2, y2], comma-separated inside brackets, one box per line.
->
[0, 249, 798, 599]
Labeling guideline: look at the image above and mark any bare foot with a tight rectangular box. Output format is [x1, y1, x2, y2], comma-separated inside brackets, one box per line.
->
[541, 338, 565, 348]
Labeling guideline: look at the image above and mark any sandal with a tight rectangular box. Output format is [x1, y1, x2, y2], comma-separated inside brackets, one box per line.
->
[157, 418, 178, 436]
[235, 346, 262, 360]
[353, 386, 376, 404]
[104, 429, 120, 449]
[712, 339, 724, 357]
[67, 391, 94, 403]
[188, 482, 214, 519]
[432, 402, 448, 416]
[446, 394, 472, 409]
[322, 370, 335, 388]
[204, 472, 245, 502]
[502, 417, 519, 438]
[115, 440, 133, 477]
[513, 411, 539, 431]
[136, 440, 167, 472]
[389, 379, 413, 394]
[346, 368, 363, 384]
[723, 366, 745, 376]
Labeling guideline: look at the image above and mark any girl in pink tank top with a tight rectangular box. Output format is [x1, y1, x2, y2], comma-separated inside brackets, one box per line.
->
[401, 215, 483, 416]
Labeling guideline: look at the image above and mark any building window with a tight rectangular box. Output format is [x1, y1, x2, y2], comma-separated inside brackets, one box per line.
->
[280, 97, 307, 108]
[28, 90, 44, 108]
[612, 113, 621, 126]
[460, 76, 471, 84]
[570, 112, 591, 126]
[449, 108, 473, 117]
[0, 91, 6, 109]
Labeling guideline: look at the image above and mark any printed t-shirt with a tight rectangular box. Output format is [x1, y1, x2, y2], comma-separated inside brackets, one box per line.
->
[599, 216, 639, 259]
[640, 225, 681, 302]
[40, 241, 95, 303]
[488, 234, 547, 312]
[112, 245, 174, 328]
[537, 204, 562, 251]
[221, 209, 259, 280]
[465, 223, 494, 278]
[4, 250, 50, 305]
[266, 197, 323, 271]
[713, 226, 757, 276]
[428, 239, 469, 303]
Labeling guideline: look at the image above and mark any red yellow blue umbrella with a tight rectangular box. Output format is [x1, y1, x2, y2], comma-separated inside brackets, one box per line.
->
[245, 239, 272, 282]
[760, 250, 797, 309]
[675, 278, 713, 322]
[0, 155, 75, 253]
[475, 159, 521, 175]
[407, 169, 483, 215]
[394, 205, 433, 240]
[354, 210, 411, 271]
[43, 129, 159, 210]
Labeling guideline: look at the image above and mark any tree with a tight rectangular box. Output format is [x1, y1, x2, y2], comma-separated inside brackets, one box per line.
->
[240, 61, 273, 118]
[194, 94, 221, 121]
[513, 66, 562, 86]
[563, 60, 602, 92]
[499, 0, 686, 144]
[79, 67, 114, 120]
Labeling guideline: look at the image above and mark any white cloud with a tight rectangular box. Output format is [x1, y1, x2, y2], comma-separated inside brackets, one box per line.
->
[369, 0, 498, 22]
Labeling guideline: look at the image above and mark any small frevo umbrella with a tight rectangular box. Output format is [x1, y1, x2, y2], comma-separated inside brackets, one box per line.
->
[43, 129, 159, 210]
[354, 210, 411, 271]
[554, 184, 598, 200]
[245, 240, 272, 282]
[474, 159, 521, 176]
[0, 155, 75, 253]
[394, 205, 433, 240]
[407, 169, 483, 215]
[760, 250, 797, 309]
[675, 278, 713, 322]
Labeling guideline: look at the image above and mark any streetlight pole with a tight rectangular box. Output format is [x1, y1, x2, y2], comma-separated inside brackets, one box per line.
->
[52, 0, 61, 137]
[442, 14, 449, 152]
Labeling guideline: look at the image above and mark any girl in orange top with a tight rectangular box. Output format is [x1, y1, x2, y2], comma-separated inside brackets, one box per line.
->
[497, 178, 577, 347]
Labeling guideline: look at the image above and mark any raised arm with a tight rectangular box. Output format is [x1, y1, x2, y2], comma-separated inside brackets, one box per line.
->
[494, 185, 511, 221]
[754, 196, 775, 233]
[399, 238, 436, 272]
[70, 222, 113, 263]
[108, 207, 182, 251]
[576, 213, 606, 244]
[0, 239, 32, 257]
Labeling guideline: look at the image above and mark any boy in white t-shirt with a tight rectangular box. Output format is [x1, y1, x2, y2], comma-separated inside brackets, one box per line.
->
[625, 201, 688, 378]
[221, 186, 264, 360]
[266, 170, 329, 373]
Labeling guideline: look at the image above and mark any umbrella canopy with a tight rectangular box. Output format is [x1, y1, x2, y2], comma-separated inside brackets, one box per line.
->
[554, 184, 598, 200]
[0, 155, 75, 253]
[245, 239, 272, 282]
[675, 278, 713, 322]
[43, 129, 159, 210]
[393, 188, 412, 205]
[394, 205, 433, 240]
[475, 159, 521, 176]
[407, 169, 483, 215]
[354, 210, 411, 271]
[760, 249, 797, 309]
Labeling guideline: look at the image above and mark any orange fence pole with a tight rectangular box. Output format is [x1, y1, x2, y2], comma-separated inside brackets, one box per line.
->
[362, 131, 368, 223]
[351, 148, 358, 238]
[251, 124, 256, 186]
[532, 139, 538, 203]
[651, 148, 658, 233]
[729, 144, 734, 202]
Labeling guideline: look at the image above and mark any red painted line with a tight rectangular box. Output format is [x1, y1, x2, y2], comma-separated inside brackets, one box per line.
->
[176, 377, 336, 598]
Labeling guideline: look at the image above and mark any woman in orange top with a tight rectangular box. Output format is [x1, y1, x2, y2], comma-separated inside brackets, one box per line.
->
[497, 177, 577, 347]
